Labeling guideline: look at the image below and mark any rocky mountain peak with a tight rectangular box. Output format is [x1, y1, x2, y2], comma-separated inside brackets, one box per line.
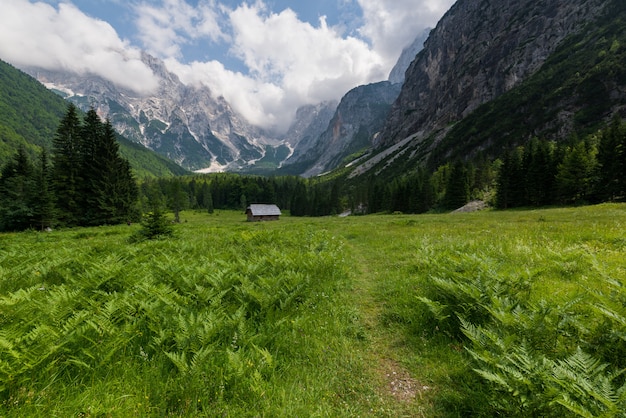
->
[378, 0, 608, 149]
[388, 28, 431, 85]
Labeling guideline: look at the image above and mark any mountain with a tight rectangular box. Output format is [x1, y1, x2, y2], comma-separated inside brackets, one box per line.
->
[388, 28, 431, 85]
[282, 81, 402, 177]
[0, 59, 187, 178]
[28, 53, 285, 173]
[21, 24, 432, 178]
[348, 0, 625, 179]
[281, 101, 338, 161]
[278, 29, 430, 177]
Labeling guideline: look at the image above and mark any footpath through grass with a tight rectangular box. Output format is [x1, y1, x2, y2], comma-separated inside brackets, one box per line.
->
[1, 204, 626, 416]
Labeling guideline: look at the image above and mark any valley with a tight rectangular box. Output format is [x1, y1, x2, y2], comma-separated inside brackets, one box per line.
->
[1, 205, 626, 416]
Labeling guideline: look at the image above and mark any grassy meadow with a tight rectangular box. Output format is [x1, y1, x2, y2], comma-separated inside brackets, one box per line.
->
[1, 204, 626, 417]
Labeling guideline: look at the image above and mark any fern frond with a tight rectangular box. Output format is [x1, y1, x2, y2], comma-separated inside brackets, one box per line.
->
[416, 296, 450, 321]
[165, 350, 189, 374]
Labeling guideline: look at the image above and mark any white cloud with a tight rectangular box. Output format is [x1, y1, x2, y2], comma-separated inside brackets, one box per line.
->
[357, 0, 456, 63]
[134, 0, 228, 58]
[0, 0, 455, 132]
[166, 2, 388, 133]
[0, 0, 159, 94]
[163, 1, 456, 133]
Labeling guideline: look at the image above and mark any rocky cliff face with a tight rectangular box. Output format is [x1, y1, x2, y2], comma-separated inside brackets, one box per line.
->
[378, 0, 608, 149]
[30, 53, 275, 172]
[285, 81, 401, 177]
[388, 28, 431, 85]
[278, 29, 429, 176]
[281, 101, 338, 162]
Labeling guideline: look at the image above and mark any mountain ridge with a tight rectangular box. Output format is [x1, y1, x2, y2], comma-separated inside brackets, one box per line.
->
[0, 59, 187, 178]
[377, 0, 609, 150]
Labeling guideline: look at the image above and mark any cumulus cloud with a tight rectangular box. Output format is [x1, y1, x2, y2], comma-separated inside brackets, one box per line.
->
[161, 0, 456, 132]
[357, 0, 456, 63]
[0, 0, 456, 132]
[165, 2, 389, 132]
[0, 0, 159, 94]
[134, 0, 228, 58]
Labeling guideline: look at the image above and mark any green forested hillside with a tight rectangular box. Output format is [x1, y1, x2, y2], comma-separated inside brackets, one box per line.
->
[427, 0, 626, 167]
[0, 60, 187, 177]
[331, 0, 626, 213]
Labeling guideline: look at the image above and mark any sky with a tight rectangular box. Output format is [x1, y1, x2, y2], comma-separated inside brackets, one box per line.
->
[0, 0, 455, 133]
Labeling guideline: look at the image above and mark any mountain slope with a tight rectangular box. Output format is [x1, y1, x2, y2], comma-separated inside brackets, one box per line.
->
[428, 0, 626, 167]
[29, 53, 280, 172]
[278, 29, 430, 177]
[0, 60, 67, 161]
[388, 28, 431, 85]
[282, 81, 401, 177]
[346, 0, 625, 181]
[378, 0, 608, 150]
[0, 59, 187, 177]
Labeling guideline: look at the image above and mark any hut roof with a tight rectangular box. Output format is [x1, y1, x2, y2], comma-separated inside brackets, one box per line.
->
[247, 204, 281, 216]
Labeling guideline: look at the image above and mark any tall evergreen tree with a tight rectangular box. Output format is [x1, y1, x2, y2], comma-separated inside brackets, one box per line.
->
[496, 148, 525, 209]
[89, 119, 137, 225]
[0, 146, 36, 231]
[32, 149, 55, 230]
[201, 182, 214, 213]
[79, 108, 105, 224]
[443, 160, 470, 210]
[52, 103, 82, 226]
[556, 140, 598, 204]
[169, 178, 188, 223]
[523, 139, 558, 206]
[290, 181, 308, 216]
[597, 115, 625, 201]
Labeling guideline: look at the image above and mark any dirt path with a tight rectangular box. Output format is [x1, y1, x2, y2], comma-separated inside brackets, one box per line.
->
[345, 239, 433, 416]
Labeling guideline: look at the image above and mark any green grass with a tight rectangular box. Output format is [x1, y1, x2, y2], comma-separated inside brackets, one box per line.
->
[1, 205, 626, 416]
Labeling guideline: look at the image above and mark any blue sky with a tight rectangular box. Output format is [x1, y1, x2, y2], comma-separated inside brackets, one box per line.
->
[0, 0, 455, 131]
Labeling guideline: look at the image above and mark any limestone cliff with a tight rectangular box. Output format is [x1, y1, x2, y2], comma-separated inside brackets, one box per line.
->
[378, 0, 608, 148]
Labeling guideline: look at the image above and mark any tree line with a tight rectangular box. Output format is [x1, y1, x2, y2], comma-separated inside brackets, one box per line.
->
[1, 102, 624, 231]
[345, 116, 626, 214]
[0, 104, 137, 231]
[133, 116, 626, 218]
[495, 115, 626, 208]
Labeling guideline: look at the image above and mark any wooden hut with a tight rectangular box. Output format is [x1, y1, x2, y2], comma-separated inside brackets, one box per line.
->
[246, 204, 281, 222]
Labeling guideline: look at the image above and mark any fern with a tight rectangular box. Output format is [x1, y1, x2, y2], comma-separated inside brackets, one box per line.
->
[551, 348, 626, 417]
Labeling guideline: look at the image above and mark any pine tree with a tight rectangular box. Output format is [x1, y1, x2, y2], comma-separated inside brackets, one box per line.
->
[495, 148, 524, 209]
[443, 160, 470, 210]
[290, 182, 308, 216]
[76, 114, 138, 226]
[79, 108, 105, 224]
[597, 115, 625, 201]
[32, 149, 55, 230]
[524, 139, 558, 206]
[201, 182, 214, 213]
[132, 182, 173, 240]
[169, 179, 188, 223]
[0, 146, 36, 231]
[52, 103, 82, 226]
[556, 140, 598, 204]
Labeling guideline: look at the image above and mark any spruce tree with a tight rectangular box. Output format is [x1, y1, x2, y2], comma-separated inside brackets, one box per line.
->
[443, 160, 470, 210]
[201, 182, 214, 213]
[32, 149, 56, 230]
[89, 119, 137, 225]
[79, 108, 104, 224]
[556, 140, 598, 204]
[597, 115, 624, 201]
[52, 103, 82, 226]
[495, 149, 524, 209]
[0, 146, 36, 231]
[133, 183, 173, 241]
[290, 182, 308, 216]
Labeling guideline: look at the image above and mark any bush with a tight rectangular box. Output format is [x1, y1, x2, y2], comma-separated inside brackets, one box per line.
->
[132, 205, 173, 241]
